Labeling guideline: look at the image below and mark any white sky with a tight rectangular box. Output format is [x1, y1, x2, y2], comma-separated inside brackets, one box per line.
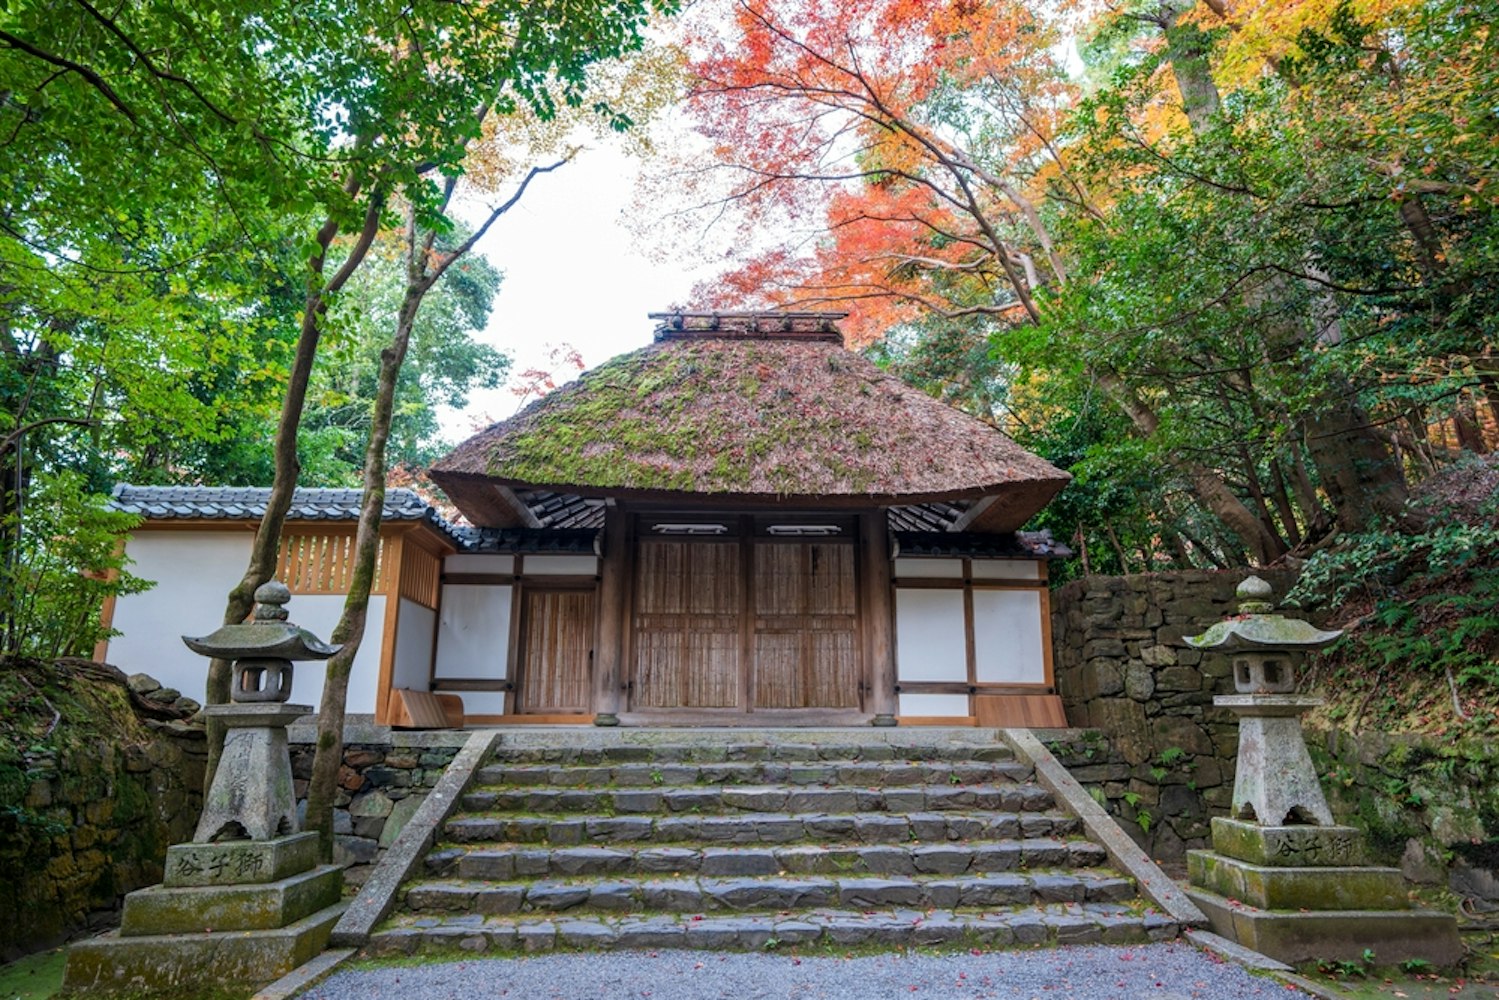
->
[439, 132, 722, 439]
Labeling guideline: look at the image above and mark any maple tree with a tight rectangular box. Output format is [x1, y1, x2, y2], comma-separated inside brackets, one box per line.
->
[674, 0, 1498, 570]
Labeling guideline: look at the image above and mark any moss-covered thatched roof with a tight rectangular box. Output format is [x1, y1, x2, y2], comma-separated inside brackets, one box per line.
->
[430, 324, 1068, 526]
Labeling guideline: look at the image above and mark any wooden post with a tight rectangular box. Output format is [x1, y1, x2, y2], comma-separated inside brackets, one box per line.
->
[861, 511, 897, 726]
[592, 502, 629, 725]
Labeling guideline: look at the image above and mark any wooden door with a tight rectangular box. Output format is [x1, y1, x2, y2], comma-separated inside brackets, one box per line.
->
[752, 541, 860, 709]
[516, 587, 595, 714]
[631, 540, 742, 709]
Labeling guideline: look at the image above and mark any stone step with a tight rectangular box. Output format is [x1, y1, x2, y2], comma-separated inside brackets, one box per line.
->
[461, 781, 1047, 816]
[428, 838, 1107, 881]
[442, 809, 1080, 847]
[473, 759, 1032, 789]
[475, 760, 1036, 789]
[367, 903, 1179, 956]
[484, 742, 1018, 766]
[401, 869, 1138, 917]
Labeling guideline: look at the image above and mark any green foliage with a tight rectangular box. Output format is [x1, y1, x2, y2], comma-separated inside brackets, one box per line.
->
[305, 228, 510, 480]
[0, 472, 151, 659]
[1290, 479, 1499, 692]
[1157, 746, 1188, 767]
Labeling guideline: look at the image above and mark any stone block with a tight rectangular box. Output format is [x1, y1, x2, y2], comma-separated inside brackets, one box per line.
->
[333, 834, 379, 866]
[65, 900, 345, 994]
[1140, 645, 1176, 667]
[1092, 699, 1151, 765]
[349, 790, 394, 818]
[1210, 819, 1365, 867]
[1149, 717, 1213, 756]
[1188, 888, 1461, 968]
[1124, 663, 1155, 702]
[1154, 666, 1202, 693]
[1189, 851, 1407, 911]
[1082, 661, 1125, 699]
[163, 832, 318, 888]
[1084, 638, 1127, 660]
[121, 864, 342, 935]
[378, 792, 424, 848]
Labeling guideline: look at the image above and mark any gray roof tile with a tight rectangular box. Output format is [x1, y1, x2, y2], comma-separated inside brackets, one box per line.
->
[110, 484, 463, 543]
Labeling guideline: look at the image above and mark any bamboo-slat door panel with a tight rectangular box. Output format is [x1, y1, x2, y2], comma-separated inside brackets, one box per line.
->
[632, 540, 741, 708]
[517, 588, 595, 714]
[752, 542, 859, 709]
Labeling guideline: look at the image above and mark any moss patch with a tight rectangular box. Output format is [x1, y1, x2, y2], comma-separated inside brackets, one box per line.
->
[0, 946, 66, 999]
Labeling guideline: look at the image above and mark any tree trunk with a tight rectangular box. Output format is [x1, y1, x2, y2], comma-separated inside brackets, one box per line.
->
[1304, 400, 1424, 532]
[1158, 4, 1421, 539]
[1453, 392, 1489, 454]
[1267, 460, 1303, 548]
[1095, 368, 1286, 564]
[303, 210, 425, 858]
[205, 193, 384, 792]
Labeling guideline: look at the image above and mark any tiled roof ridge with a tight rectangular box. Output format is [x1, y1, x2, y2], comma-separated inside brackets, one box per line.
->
[109, 483, 465, 543]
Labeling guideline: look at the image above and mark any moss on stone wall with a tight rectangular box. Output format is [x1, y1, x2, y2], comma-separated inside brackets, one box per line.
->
[0, 658, 204, 960]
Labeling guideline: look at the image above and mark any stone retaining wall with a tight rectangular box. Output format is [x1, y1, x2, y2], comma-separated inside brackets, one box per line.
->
[287, 723, 468, 890]
[1310, 727, 1499, 904]
[1049, 569, 1297, 860]
[1048, 568, 1498, 902]
[1, 666, 206, 959]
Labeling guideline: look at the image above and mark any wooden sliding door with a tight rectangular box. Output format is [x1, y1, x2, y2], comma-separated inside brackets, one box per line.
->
[516, 586, 594, 714]
[628, 515, 863, 717]
[632, 539, 743, 709]
[752, 541, 859, 709]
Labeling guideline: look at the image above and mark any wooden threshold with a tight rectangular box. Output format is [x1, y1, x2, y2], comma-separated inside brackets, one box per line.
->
[974, 694, 1067, 728]
[618, 710, 874, 727]
[897, 715, 978, 727]
[465, 714, 593, 726]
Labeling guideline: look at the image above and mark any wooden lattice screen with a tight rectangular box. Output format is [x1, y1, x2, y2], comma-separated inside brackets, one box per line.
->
[276, 531, 396, 595]
[397, 542, 441, 610]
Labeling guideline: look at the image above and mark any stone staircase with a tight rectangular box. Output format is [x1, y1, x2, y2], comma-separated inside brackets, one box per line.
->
[365, 731, 1181, 954]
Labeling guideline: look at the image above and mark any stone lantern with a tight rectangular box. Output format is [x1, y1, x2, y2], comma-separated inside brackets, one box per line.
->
[65, 581, 348, 995]
[182, 580, 336, 841]
[1187, 574, 1341, 827]
[1182, 575, 1460, 968]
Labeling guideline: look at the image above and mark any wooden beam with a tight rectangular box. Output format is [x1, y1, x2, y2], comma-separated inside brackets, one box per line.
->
[443, 480, 541, 528]
[961, 482, 1068, 533]
[947, 496, 997, 533]
[373, 535, 406, 725]
[590, 502, 629, 725]
[860, 510, 897, 726]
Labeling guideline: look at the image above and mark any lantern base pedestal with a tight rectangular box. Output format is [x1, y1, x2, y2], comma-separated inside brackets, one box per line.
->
[66, 829, 346, 994]
[196, 703, 309, 843]
[1185, 887, 1461, 968]
[64, 899, 346, 995]
[1188, 818, 1461, 967]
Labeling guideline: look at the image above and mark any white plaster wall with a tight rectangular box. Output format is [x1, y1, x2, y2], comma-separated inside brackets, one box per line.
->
[457, 692, 509, 716]
[106, 531, 253, 703]
[433, 584, 512, 681]
[106, 530, 395, 713]
[288, 594, 385, 713]
[970, 560, 1041, 581]
[972, 589, 1045, 684]
[526, 555, 598, 575]
[898, 693, 970, 717]
[893, 557, 963, 579]
[393, 599, 436, 690]
[894, 589, 967, 683]
[445, 553, 514, 574]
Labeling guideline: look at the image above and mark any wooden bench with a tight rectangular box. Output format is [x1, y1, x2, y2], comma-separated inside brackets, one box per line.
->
[390, 687, 465, 729]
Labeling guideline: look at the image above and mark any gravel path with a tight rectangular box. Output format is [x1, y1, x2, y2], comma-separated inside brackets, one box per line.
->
[304, 943, 1304, 1000]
